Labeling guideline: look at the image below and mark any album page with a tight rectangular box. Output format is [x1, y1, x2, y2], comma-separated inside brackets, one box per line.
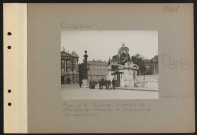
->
[4, 3, 195, 133]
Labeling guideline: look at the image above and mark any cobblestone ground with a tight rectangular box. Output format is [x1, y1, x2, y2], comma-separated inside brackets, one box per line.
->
[61, 84, 159, 100]
[61, 74, 159, 100]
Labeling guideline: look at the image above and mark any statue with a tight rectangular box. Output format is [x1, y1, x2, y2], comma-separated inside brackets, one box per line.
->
[108, 43, 139, 87]
[118, 43, 131, 65]
[111, 43, 136, 69]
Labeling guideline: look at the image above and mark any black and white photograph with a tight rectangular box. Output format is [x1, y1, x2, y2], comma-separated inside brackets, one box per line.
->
[61, 30, 159, 99]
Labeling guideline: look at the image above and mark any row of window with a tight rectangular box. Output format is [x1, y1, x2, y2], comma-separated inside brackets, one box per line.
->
[61, 60, 78, 73]
[88, 65, 108, 70]
[88, 69, 108, 75]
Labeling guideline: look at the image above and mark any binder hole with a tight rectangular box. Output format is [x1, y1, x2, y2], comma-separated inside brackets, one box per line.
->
[8, 89, 11, 93]
[7, 32, 12, 35]
[7, 46, 11, 49]
[8, 102, 12, 106]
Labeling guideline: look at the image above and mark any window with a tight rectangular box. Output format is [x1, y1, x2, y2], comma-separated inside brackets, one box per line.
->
[67, 60, 71, 72]
[61, 60, 65, 72]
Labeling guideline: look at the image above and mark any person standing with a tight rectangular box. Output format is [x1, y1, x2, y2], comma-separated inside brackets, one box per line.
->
[79, 79, 82, 88]
[92, 80, 96, 89]
[89, 80, 92, 89]
[108, 80, 111, 89]
[105, 79, 108, 89]
[101, 77, 105, 89]
[112, 78, 116, 89]
[99, 79, 101, 89]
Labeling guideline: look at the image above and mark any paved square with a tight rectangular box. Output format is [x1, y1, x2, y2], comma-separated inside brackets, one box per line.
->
[61, 84, 159, 100]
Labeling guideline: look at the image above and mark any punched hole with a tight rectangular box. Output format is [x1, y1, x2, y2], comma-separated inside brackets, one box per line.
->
[8, 102, 12, 106]
[7, 46, 11, 49]
[7, 32, 12, 35]
[8, 89, 11, 93]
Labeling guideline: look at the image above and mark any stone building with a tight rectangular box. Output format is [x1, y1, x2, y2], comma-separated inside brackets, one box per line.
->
[61, 50, 79, 84]
[140, 56, 158, 75]
[150, 55, 158, 74]
[87, 59, 108, 81]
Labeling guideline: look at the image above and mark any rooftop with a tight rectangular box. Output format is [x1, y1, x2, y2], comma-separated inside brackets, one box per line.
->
[61, 50, 79, 58]
[88, 59, 108, 65]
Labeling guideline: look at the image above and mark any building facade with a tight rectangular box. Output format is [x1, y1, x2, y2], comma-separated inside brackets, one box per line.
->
[150, 55, 158, 74]
[61, 50, 79, 84]
[87, 60, 108, 81]
[140, 56, 159, 75]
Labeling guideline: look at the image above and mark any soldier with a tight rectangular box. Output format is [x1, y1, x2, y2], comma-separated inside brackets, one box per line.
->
[112, 78, 116, 89]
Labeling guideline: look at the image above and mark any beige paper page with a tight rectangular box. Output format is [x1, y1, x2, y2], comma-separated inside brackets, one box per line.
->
[4, 3, 195, 133]
[27, 3, 195, 133]
[3, 3, 27, 133]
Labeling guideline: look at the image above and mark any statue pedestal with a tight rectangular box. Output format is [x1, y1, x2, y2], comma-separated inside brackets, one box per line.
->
[82, 79, 89, 88]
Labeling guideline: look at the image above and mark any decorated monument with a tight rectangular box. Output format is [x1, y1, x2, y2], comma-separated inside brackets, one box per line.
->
[107, 43, 139, 87]
[81, 50, 89, 88]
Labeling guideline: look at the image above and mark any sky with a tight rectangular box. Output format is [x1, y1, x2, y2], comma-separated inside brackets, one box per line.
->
[61, 30, 158, 63]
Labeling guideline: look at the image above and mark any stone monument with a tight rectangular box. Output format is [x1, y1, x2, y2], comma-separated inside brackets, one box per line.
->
[107, 43, 139, 87]
[82, 50, 89, 88]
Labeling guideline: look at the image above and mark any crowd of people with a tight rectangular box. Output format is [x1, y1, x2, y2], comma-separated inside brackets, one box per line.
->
[89, 78, 116, 90]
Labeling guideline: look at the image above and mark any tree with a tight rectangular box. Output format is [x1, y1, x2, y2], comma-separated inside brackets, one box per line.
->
[108, 57, 111, 66]
[131, 54, 147, 75]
